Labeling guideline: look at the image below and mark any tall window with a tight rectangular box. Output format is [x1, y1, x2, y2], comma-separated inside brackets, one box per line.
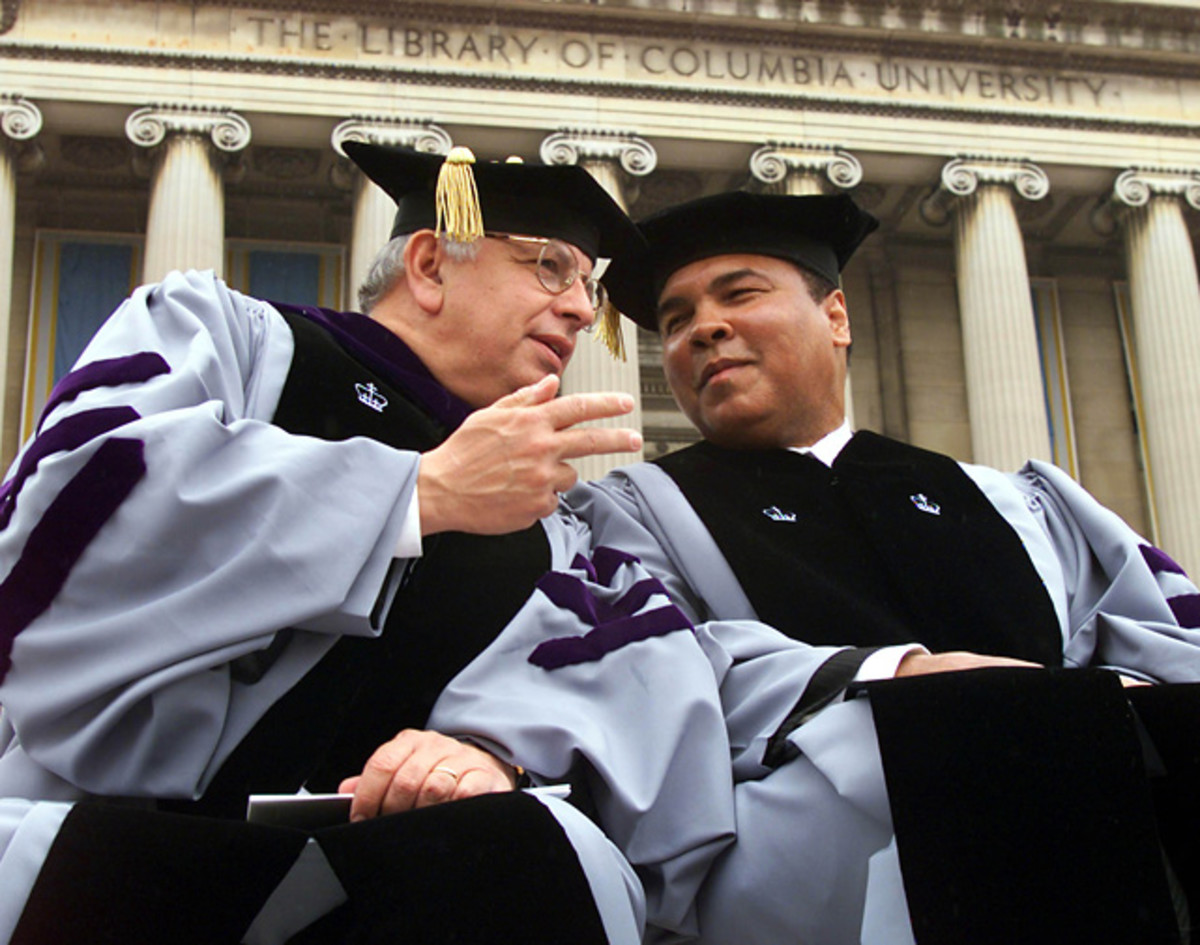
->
[22, 233, 142, 440]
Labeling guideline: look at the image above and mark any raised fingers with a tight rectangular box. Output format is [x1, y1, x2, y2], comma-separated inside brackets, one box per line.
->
[543, 392, 635, 429]
[556, 426, 644, 461]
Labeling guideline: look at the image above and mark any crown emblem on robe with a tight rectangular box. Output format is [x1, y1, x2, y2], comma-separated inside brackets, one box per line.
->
[355, 382, 388, 413]
[763, 505, 798, 523]
[910, 493, 941, 515]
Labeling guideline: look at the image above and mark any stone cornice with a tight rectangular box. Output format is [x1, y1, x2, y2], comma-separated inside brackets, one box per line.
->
[539, 131, 657, 176]
[749, 144, 863, 190]
[2, 12, 1198, 80]
[921, 157, 1050, 224]
[125, 105, 251, 152]
[166, 1, 1200, 56]
[3, 44, 1198, 143]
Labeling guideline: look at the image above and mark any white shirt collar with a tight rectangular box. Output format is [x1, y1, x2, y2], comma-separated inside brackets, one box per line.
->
[788, 421, 852, 467]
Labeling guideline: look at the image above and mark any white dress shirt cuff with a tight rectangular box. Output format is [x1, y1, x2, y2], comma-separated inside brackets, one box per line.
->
[394, 485, 424, 559]
[855, 644, 928, 682]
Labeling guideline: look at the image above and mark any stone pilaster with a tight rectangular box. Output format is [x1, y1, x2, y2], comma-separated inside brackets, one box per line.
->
[331, 119, 452, 302]
[540, 130, 655, 478]
[1111, 168, 1200, 572]
[126, 106, 251, 282]
[922, 158, 1052, 471]
[1, 95, 42, 459]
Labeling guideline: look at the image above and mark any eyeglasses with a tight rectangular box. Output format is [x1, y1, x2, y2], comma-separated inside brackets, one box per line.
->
[486, 233, 608, 323]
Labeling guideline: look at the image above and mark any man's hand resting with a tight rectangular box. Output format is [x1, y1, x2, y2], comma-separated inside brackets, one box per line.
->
[339, 729, 517, 822]
[419, 374, 641, 536]
[895, 650, 1041, 677]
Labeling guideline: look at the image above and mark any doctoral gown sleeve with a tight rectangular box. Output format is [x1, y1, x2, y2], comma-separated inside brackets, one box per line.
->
[429, 509, 855, 942]
[0, 270, 421, 799]
[967, 460, 1200, 682]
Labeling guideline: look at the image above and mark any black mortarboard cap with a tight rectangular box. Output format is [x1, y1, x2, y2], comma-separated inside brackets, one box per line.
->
[605, 190, 880, 331]
[343, 140, 642, 263]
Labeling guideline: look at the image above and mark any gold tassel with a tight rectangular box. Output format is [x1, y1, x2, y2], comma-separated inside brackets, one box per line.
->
[594, 299, 626, 361]
[435, 146, 484, 243]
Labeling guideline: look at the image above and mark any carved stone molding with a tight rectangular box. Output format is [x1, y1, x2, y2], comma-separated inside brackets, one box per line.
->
[920, 157, 1049, 226]
[61, 135, 128, 171]
[1112, 168, 1200, 214]
[253, 146, 321, 181]
[539, 130, 657, 177]
[749, 143, 863, 191]
[125, 106, 252, 153]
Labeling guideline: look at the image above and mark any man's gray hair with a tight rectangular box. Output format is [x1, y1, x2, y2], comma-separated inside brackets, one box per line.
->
[358, 234, 481, 313]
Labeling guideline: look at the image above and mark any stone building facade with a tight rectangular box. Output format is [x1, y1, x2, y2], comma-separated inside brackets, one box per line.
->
[2, 0, 1199, 566]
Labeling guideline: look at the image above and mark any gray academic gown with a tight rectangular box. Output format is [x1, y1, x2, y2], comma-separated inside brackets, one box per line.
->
[431, 442, 1200, 944]
[558, 447, 1200, 945]
[0, 270, 643, 944]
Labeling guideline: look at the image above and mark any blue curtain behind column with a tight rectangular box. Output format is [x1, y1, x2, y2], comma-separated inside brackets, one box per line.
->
[55, 242, 135, 383]
[248, 251, 320, 307]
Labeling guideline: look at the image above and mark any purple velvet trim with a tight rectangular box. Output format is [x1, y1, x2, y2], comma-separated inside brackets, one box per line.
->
[1140, 544, 1188, 577]
[528, 605, 693, 670]
[592, 546, 640, 585]
[0, 438, 146, 684]
[571, 553, 598, 583]
[615, 578, 669, 618]
[0, 407, 140, 531]
[1168, 594, 1200, 630]
[37, 353, 168, 433]
[537, 571, 602, 625]
[269, 302, 473, 431]
[536, 572, 670, 627]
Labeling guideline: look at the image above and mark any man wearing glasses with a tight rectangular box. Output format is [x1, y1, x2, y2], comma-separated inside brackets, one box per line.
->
[0, 143, 650, 944]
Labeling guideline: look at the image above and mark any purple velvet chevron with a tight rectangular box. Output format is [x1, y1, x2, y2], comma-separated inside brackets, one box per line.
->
[1168, 594, 1200, 630]
[528, 605, 693, 670]
[592, 546, 640, 585]
[536, 572, 669, 625]
[37, 353, 168, 432]
[1140, 544, 1188, 577]
[0, 438, 146, 683]
[570, 553, 598, 583]
[0, 407, 140, 531]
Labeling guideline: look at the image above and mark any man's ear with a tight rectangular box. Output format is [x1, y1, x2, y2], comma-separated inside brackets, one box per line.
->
[824, 289, 851, 348]
[404, 229, 446, 315]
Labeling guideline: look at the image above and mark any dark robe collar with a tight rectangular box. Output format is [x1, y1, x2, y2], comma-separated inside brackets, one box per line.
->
[269, 301, 473, 431]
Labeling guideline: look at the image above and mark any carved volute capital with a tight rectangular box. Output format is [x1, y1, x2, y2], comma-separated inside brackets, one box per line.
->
[1112, 168, 1200, 214]
[539, 130, 657, 177]
[0, 95, 44, 170]
[125, 106, 252, 153]
[920, 156, 1049, 226]
[1, 95, 42, 142]
[329, 119, 451, 189]
[748, 143, 863, 192]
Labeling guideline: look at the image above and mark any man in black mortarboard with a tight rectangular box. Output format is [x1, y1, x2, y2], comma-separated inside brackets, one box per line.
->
[0, 143, 651, 945]
[559, 188, 1200, 945]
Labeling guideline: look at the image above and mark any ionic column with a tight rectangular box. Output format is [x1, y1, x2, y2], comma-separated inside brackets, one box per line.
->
[750, 143, 863, 197]
[750, 143, 864, 423]
[541, 130, 655, 477]
[922, 158, 1052, 470]
[331, 119, 452, 302]
[0, 96, 42, 458]
[1111, 169, 1200, 572]
[126, 106, 251, 282]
